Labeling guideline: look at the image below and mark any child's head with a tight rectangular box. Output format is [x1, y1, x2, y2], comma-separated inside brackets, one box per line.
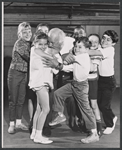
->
[73, 37, 91, 55]
[48, 28, 65, 54]
[73, 25, 86, 39]
[33, 32, 48, 52]
[88, 34, 101, 50]
[18, 22, 32, 41]
[101, 30, 118, 48]
[36, 23, 49, 35]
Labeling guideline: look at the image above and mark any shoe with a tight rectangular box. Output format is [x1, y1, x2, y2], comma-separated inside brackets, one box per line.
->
[98, 131, 103, 138]
[34, 137, 53, 144]
[113, 116, 118, 128]
[29, 126, 32, 134]
[81, 133, 99, 144]
[69, 117, 80, 132]
[29, 121, 33, 134]
[31, 134, 48, 140]
[78, 119, 88, 133]
[96, 122, 103, 137]
[103, 116, 117, 135]
[8, 125, 15, 134]
[49, 113, 66, 126]
[42, 127, 51, 137]
[15, 123, 28, 130]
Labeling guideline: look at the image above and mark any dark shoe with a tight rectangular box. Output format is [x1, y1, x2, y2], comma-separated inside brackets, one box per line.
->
[29, 125, 32, 134]
[78, 119, 88, 133]
[29, 119, 33, 134]
[43, 127, 51, 137]
[97, 121, 103, 137]
[69, 116, 79, 132]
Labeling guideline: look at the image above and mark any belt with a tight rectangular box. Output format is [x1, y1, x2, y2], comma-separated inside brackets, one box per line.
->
[99, 75, 114, 79]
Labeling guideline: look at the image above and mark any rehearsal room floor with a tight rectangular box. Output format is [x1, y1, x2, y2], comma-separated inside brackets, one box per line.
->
[2, 87, 120, 148]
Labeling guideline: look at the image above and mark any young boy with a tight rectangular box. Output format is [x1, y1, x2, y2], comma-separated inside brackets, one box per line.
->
[73, 25, 86, 39]
[63, 26, 86, 132]
[7, 22, 32, 134]
[88, 30, 119, 135]
[88, 34, 102, 136]
[49, 37, 99, 144]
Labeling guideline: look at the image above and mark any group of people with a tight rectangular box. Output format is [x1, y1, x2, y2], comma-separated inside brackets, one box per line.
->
[7, 21, 119, 144]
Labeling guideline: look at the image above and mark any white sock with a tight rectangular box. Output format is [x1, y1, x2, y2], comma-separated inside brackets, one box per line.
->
[31, 128, 36, 135]
[58, 112, 64, 117]
[10, 121, 15, 126]
[16, 119, 21, 125]
[35, 130, 42, 137]
[91, 129, 97, 134]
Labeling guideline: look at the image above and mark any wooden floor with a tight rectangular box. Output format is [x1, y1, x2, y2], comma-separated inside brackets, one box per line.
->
[2, 88, 120, 148]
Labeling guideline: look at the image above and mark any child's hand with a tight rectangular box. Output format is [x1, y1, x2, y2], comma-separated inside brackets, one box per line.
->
[63, 53, 75, 65]
[42, 55, 58, 68]
[63, 60, 68, 65]
[61, 53, 69, 61]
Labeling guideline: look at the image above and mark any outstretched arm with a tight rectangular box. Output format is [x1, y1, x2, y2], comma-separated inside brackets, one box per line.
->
[41, 55, 61, 69]
[34, 48, 53, 59]
[63, 53, 81, 65]
[87, 50, 103, 56]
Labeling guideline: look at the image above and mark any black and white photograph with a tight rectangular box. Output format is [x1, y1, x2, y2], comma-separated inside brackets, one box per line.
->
[2, 1, 120, 148]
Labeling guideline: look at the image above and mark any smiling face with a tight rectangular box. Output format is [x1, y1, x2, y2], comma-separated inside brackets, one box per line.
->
[89, 35, 100, 50]
[74, 41, 87, 55]
[73, 28, 86, 39]
[20, 29, 32, 41]
[47, 28, 65, 54]
[101, 34, 115, 48]
[35, 39, 48, 52]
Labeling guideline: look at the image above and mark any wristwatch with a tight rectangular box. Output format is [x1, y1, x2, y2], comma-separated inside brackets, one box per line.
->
[56, 63, 63, 71]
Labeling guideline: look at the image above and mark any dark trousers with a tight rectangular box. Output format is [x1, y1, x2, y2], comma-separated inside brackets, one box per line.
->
[7, 68, 27, 121]
[53, 80, 96, 130]
[97, 75, 116, 127]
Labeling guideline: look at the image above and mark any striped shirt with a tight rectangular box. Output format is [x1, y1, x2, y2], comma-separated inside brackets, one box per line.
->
[88, 53, 102, 81]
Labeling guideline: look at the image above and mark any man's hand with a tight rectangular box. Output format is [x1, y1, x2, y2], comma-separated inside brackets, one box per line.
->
[42, 55, 59, 68]
[61, 53, 69, 61]
[63, 53, 75, 65]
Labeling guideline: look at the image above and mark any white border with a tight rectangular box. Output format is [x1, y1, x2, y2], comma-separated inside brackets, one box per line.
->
[2, 2, 4, 148]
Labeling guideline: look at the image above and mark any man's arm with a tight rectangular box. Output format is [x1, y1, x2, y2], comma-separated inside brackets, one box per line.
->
[41, 55, 61, 69]
[41, 52, 75, 70]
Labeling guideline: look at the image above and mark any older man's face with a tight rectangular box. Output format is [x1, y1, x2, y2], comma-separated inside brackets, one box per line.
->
[48, 37, 62, 54]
